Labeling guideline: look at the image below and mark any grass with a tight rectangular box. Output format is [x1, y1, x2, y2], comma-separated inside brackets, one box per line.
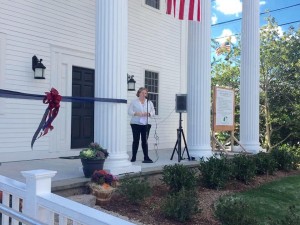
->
[229, 174, 300, 224]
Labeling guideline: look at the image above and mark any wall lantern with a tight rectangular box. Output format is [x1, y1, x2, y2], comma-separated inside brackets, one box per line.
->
[32, 55, 46, 79]
[127, 74, 136, 91]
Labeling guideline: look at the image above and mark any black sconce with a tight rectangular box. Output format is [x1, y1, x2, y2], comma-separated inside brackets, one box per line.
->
[127, 74, 136, 91]
[32, 55, 46, 79]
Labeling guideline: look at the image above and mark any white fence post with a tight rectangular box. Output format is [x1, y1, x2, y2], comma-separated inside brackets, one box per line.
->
[21, 170, 57, 220]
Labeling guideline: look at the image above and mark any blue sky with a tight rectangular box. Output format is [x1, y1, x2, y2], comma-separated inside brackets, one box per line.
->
[211, 0, 300, 44]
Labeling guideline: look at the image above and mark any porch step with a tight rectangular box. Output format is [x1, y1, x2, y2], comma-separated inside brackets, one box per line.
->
[52, 162, 200, 197]
[52, 177, 90, 197]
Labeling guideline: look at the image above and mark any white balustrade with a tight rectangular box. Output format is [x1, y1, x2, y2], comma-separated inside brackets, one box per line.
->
[0, 170, 135, 225]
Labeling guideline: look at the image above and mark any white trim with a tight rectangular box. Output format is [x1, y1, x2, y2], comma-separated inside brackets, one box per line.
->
[0, 33, 6, 115]
[142, 64, 161, 74]
[142, 66, 160, 117]
[49, 45, 95, 153]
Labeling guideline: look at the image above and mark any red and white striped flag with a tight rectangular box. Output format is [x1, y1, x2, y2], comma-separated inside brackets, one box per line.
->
[216, 42, 231, 56]
[166, 0, 201, 22]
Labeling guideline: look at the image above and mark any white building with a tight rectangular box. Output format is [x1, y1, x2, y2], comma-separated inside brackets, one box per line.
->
[0, 0, 261, 174]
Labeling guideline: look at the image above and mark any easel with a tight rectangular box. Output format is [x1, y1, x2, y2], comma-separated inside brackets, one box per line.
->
[211, 130, 246, 152]
[212, 86, 247, 153]
[170, 112, 190, 162]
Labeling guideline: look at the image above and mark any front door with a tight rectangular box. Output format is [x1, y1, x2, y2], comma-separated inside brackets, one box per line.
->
[71, 66, 95, 149]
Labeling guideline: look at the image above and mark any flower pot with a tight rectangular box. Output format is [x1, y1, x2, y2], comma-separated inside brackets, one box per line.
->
[81, 158, 105, 178]
[89, 183, 115, 203]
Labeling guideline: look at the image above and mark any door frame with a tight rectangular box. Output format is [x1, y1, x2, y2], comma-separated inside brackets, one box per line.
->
[50, 46, 94, 153]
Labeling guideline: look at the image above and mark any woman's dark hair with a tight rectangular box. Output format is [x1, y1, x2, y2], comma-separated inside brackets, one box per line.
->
[136, 87, 148, 97]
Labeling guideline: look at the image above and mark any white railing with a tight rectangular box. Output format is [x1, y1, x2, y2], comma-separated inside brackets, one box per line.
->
[0, 170, 135, 225]
[0, 204, 46, 225]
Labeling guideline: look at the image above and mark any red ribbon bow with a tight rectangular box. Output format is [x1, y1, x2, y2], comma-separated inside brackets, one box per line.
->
[41, 88, 62, 136]
[31, 88, 62, 148]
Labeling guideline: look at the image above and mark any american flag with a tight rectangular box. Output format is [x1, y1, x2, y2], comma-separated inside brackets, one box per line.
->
[166, 0, 201, 22]
[216, 42, 231, 56]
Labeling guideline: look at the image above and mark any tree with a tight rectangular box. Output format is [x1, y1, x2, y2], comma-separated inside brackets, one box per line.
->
[211, 16, 300, 151]
[211, 36, 241, 142]
[260, 17, 300, 150]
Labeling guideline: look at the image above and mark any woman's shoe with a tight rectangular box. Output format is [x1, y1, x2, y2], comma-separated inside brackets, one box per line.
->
[142, 158, 153, 163]
[130, 158, 136, 162]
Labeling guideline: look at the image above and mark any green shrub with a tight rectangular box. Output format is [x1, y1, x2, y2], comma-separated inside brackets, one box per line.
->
[280, 144, 300, 170]
[270, 146, 297, 171]
[118, 174, 151, 203]
[199, 154, 232, 189]
[162, 189, 200, 222]
[268, 205, 300, 225]
[254, 152, 277, 175]
[162, 164, 197, 192]
[232, 154, 256, 184]
[214, 196, 258, 225]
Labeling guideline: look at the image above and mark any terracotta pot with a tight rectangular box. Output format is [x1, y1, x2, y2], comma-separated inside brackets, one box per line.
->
[81, 158, 105, 178]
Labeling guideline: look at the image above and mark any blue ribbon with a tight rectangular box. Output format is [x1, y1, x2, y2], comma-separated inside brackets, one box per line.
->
[0, 89, 127, 104]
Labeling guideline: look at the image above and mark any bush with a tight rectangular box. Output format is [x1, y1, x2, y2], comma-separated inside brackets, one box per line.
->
[162, 189, 200, 222]
[280, 144, 300, 170]
[270, 146, 297, 171]
[199, 154, 232, 189]
[162, 164, 197, 192]
[232, 154, 256, 184]
[268, 205, 300, 225]
[254, 152, 277, 175]
[214, 196, 258, 225]
[118, 174, 151, 203]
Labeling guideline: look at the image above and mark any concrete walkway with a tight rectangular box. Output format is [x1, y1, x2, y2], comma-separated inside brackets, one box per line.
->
[0, 148, 199, 193]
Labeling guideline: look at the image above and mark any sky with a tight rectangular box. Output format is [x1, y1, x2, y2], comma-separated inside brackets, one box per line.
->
[211, 0, 300, 44]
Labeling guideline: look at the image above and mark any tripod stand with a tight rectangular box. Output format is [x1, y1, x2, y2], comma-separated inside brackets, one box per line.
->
[170, 112, 190, 162]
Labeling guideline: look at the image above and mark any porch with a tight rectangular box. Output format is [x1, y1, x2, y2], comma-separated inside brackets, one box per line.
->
[0, 148, 199, 196]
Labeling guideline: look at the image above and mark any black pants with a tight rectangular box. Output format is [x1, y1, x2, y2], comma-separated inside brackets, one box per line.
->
[130, 124, 151, 160]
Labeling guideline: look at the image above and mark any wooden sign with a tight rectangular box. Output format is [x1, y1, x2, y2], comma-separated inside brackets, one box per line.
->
[213, 86, 235, 132]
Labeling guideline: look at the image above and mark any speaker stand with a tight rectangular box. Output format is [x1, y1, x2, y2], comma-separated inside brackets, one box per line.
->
[170, 112, 190, 162]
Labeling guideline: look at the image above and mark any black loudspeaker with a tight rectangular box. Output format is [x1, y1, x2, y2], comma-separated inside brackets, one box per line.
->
[176, 94, 187, 113]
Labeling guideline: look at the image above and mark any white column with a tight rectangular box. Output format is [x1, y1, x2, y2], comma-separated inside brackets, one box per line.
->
[95, 0, 141, 174]
[240, 0, 261, 153]
[187, 0, 212, 159]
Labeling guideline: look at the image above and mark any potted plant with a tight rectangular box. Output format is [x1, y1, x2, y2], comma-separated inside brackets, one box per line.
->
[89, 170, 118, 203]
[79, 142, 109, 178]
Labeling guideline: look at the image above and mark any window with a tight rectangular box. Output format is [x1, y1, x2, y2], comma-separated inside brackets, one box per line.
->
[145, 0, 160, 9]
[145, 70, 159, 115]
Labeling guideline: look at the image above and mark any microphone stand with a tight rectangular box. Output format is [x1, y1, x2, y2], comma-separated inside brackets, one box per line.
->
[146, 96, 149, 141]
[142, 96, 150, 163]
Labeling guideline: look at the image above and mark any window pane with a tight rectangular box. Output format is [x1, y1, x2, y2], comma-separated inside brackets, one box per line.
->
[145, 70, 159, 115]
[145, 0, 160, 9]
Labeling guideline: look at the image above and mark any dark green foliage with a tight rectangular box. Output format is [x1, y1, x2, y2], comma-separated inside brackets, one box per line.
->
[232, 154, 256, 184]
[268, 205, 300, 225]
[118, 174, 151, 203]
[270, 147, 296, 171]
[212, 16, 300, 149]
[280, 144, 300, 170]
[199, 154, 232, 189]
[254, 152, 277, 175]
[162, 189, 200, 222]
[214, 196, 258, 225]
[162, 164, 197, 192]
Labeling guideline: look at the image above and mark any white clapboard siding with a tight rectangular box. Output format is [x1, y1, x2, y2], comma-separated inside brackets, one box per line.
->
[0, 0, 187, 161]
[126, 0, 187, 150]
[0, 0, 96, 160]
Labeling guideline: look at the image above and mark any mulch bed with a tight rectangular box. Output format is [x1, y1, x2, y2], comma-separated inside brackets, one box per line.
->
[96, 170, 300, 225]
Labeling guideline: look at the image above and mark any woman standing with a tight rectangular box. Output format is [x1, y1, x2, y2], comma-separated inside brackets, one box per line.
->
[128, 87, 155, 163]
